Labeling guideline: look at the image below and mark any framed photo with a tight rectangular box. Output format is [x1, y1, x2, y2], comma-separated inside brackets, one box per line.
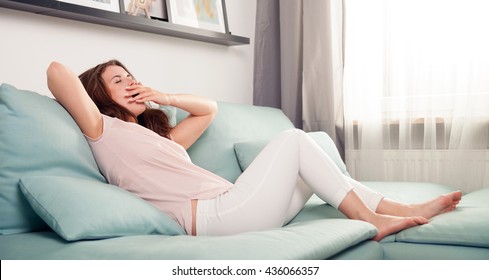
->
[57, 0, 122, 13]
[166, 0, 229, 33]
[123, 0, 168, 20]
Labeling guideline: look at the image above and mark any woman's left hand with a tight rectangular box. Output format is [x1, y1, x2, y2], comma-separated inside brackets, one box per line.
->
[125, 82, 172, 106]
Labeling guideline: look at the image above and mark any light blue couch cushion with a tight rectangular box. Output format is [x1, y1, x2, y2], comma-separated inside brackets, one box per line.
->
[19, 176, 185, 241]
[0, 84, 106, 234]
[361, 182, 489, 248]
[233, 131, 349, 176]
[233, 139, 268, 170]
[0, 219, 376, 259]
[395, 188, 489, 248]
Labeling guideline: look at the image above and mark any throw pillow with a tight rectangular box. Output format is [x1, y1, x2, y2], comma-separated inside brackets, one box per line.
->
[395, 188, 489, 248]
[19, 176, 185, 241]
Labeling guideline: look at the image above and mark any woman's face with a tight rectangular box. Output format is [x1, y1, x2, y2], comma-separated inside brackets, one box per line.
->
[101, 65, 146, 120]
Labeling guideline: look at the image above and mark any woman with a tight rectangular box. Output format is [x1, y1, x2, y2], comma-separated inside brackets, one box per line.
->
[47, 60, 462, 240]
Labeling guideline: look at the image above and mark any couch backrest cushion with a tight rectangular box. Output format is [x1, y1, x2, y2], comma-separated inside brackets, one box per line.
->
[179, 102, 295, 183]
[0, 84, 106, 234]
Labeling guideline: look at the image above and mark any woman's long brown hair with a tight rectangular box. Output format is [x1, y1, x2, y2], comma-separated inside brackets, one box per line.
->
[78, 60, 171, 139]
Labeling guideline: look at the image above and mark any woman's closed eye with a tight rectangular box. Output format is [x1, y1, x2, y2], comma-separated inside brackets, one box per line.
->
[111, 74, 132, 84]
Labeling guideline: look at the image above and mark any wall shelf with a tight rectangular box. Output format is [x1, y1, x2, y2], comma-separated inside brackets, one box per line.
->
[0, 0, 250, 46]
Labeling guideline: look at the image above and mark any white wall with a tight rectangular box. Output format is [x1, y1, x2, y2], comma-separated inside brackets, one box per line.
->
[0, 0, 256, 104]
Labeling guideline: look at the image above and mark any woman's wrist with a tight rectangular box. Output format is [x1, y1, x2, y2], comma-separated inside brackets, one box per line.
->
[157, 92, 174, 106]
[164, 93, 216, 116]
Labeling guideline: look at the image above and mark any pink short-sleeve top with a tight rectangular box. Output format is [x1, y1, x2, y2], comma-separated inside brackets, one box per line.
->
[86, 115, 233, 234]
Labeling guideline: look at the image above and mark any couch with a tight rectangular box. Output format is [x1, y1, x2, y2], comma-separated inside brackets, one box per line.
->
[1, 83, 488, 260]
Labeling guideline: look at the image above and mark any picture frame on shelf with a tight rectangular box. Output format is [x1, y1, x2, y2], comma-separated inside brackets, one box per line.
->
[57, 0, 122, 13]
[123, 0, 168, 21]
[0, 0, 249, 46]
[166, 0, 229, 33]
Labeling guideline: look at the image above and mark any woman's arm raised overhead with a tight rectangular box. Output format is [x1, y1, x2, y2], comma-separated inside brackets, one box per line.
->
[47, 62, 103, 139]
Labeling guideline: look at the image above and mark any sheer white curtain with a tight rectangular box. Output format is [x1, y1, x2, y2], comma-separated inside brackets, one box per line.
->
[343, 0, 489, 192]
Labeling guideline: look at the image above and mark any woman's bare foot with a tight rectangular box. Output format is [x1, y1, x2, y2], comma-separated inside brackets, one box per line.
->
[377, 191, 463, 219]
[406, 191, 462, 219]
[369, 214, 428, 241]
[338, 190, 430, 241]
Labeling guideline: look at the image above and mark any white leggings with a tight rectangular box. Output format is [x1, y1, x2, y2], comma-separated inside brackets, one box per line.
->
[196, 129, 384, 236]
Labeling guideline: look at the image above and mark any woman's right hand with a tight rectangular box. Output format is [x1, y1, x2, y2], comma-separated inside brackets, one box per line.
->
[125, 82, 172, 106]
[124, 80, 218, 149]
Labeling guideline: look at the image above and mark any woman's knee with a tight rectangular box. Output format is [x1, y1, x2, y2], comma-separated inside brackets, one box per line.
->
[276, 129, 311, 148]
[273, 129, 305, 147]
[281, 128, 306, 138]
